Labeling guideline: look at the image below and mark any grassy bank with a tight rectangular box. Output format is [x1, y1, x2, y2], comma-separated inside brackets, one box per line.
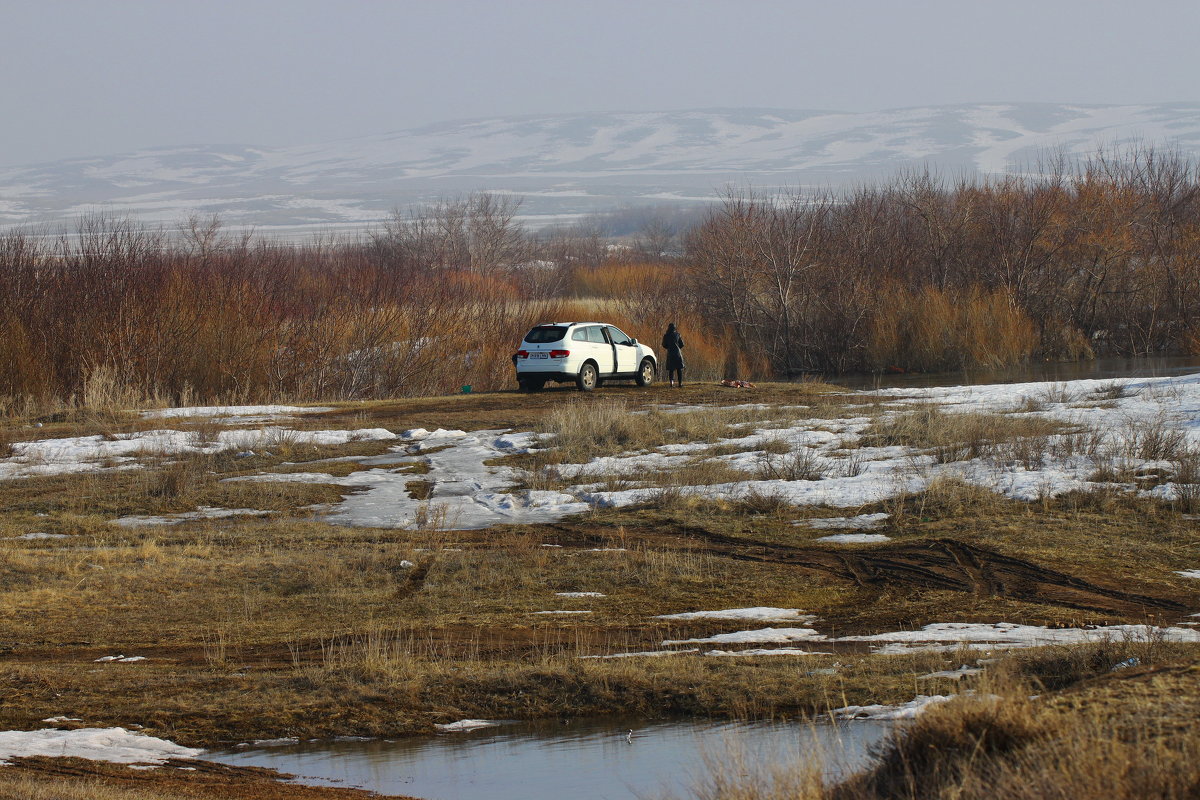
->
[0, 380, 1198, 797]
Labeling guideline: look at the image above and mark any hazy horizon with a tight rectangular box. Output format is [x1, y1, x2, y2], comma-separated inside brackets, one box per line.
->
[4, 0, 1199, 166]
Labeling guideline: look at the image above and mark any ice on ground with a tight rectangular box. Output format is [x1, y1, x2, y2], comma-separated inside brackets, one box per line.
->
[816, 533, 892, 544]
[10, 532, 71, 539]
[94, 655, 147, 663]
[141, 405, 335, 422]
[662, 627, 826, 646]
[435, 719, 504, 732]
[654, 608, 814, 623]
[0, 727, 202, 765]
[579, 648, 700, 659]
[297, 428, 592, 530]
[841, 622, 1200, 654]
[1176, 570, 1200, 580]
[800, 513, 891, 530]
[556, 592, 605, 597]
[705, 648, 834, 657]
[1, 426, 397, 480]
[831, 695, 954, 720]
[41, 717, 82, 724]
[112, 507, 271, 527]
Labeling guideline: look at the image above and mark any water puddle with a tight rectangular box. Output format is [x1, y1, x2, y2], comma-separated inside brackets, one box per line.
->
[209, 717, 893, 800]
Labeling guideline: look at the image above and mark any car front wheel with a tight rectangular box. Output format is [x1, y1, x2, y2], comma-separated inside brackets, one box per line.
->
[576, 363, 598, 392]
[635, 358, 655, 387]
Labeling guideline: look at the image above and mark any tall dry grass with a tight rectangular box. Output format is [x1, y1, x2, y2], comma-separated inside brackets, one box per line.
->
[867, 285, 1037, 372]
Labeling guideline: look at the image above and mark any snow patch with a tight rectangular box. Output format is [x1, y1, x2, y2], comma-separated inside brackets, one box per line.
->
[662, 627, 825, 646]
[800, 513, 891, 530]
[654, 607, 813, 623]
[434, 719, 504, 732]
[816, 533, 892, 544]
[832, 695, 954, 720]
[112, 507, 271, 527]
[0, 727, 201, 765]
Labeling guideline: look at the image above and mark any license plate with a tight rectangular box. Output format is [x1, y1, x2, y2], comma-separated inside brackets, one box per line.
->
[531, 352, 549, 359]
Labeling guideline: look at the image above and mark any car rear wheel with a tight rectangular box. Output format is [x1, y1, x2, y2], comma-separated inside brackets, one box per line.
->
[576, 363, 598, 392]
[635, 358, 655, 387]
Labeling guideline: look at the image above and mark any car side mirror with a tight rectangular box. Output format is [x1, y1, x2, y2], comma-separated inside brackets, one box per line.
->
[630, 339, 638, 346]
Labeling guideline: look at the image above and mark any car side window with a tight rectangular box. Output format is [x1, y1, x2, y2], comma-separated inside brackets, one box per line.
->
[587, 326, 607, 344]
[606, 326, 632, 345]
[572, 328, 588, 342]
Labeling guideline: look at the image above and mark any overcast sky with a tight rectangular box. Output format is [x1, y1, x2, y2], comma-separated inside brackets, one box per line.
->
[3, 0, 1198, 165]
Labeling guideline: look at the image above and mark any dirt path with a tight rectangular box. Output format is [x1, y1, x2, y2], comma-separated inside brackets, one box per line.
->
[545, 524, 1190, 619]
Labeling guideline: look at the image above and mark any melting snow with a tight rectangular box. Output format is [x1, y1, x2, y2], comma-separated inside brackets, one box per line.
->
[579, 648, 700, 659]
[112, 507, 271, 527]
[1176, 570, 1200, 580]
[816, 533, 892, 544]
[2, 427, 397, 480]
[654, 607, 813, 622]
[141, 405, 334, 421]
[0, 727, 201, 765]
[801, 513, 891, 530]
[434, 719, 504, 732]
[556, 592, 605, 597]
[705, 648, 834, 657]
[831, 695, 954, 720]
[838, 622, 1200, 654]
[662, 627, 826, 646]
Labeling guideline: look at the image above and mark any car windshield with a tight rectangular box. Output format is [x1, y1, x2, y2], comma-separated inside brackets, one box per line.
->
[524, 326, 568, 344]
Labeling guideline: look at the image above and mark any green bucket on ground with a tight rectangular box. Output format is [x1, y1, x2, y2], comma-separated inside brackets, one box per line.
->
[461, 385, 472, 394]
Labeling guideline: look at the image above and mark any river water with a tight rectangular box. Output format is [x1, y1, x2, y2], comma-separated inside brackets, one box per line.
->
[210, 717, 894, 800]
[827, 355, 1200, 391]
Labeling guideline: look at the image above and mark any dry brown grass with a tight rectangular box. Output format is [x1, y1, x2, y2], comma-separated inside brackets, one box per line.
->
[865, 407, 1067, 465]
[539, 398, 806, 464]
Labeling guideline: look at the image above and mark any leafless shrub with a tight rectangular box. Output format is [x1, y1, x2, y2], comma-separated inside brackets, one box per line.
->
[735, 487, 793, 515]
[1091, 382, 1129, 401]
[1172, 446, 1200, 513]
[754, 446, 829, 481]
[1123, 416, 1188, 461]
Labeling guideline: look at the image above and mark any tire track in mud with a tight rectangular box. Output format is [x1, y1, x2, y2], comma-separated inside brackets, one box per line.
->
[551, 525, 1189, 618]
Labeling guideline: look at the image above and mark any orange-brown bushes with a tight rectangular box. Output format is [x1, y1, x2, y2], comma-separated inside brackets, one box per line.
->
[867, 284, 1037, 372]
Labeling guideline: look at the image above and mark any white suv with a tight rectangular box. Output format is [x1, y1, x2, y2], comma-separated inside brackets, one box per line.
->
[515, 322, 657, 391]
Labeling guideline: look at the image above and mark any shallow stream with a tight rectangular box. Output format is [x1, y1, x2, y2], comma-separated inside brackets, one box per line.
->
[210, 717, 894, 800]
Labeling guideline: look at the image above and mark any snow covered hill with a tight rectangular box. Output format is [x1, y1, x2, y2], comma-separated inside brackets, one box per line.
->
[4, 103, 1200, 234]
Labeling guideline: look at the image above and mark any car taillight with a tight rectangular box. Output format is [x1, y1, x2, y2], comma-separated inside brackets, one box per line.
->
[517, 350, 529, 358]
[549, 349, 570, 358]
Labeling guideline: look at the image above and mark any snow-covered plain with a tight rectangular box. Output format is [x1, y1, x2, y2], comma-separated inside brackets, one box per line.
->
[8, 104, 1200, 234]
[2, 373, 1198, 532]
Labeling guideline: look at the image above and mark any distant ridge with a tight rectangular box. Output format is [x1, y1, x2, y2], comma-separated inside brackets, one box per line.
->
[3, 103, 1200, 234]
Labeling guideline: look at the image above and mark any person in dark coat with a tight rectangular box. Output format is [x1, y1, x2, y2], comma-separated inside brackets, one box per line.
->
[661, 322, 685, 387]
